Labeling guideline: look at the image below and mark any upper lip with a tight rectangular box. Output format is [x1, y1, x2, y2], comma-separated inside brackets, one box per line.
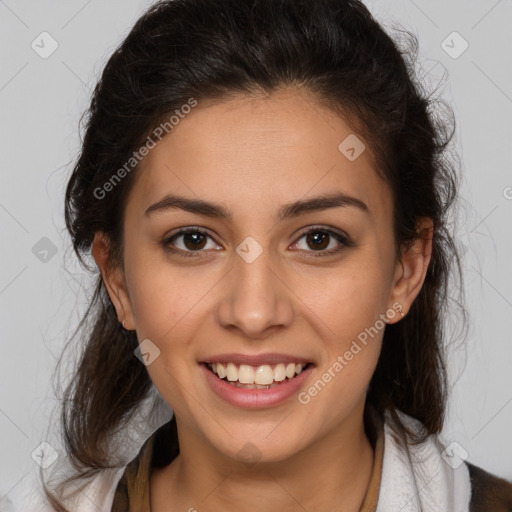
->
[200, 353, 313, 366]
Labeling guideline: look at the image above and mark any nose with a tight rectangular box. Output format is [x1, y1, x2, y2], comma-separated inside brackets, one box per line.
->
[216, 245, 295, 339]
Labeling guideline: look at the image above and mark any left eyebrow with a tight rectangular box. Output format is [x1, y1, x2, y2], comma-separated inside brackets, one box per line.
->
[144, 192, 369, 220]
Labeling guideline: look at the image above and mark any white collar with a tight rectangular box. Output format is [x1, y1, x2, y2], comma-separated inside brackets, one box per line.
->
[377, 410, 471, 512]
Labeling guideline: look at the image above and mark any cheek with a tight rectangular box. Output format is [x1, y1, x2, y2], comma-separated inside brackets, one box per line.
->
[303, 256, 390, 333]
[124, 249, 211, 340]
[124, 252, 217, 392]
[127, 262, 201, 412]
[129, 277, 178, 339]
[319, 288, 384, 386]
[299, 254, 389, 387]
[299, 273, 385, 416]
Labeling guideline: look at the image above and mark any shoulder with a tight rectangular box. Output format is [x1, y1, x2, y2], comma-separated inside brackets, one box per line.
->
[467, 462, 512, 512]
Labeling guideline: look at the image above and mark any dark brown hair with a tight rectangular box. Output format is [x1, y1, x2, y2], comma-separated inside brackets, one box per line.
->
[47, 0, 465, 508]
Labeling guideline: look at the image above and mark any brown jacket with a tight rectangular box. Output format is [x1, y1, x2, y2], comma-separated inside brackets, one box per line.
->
[467, 462, 512, 511]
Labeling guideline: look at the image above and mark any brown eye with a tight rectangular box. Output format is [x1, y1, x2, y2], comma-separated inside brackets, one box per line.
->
[292, 227, 351, 257]
[305, 231, 330, 250]
[163, 228, 222, 257]
[181, 232, 208, 250]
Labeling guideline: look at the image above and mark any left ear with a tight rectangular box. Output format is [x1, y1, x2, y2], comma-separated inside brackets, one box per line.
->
[387, 217, 434, 323]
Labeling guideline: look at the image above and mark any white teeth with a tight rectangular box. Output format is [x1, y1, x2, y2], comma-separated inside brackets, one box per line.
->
[285, 363, 296, 379]
[273, 363, 286, 381]
[216, 363, 226, 379]
[209, 361, 308, 385]
[226, 362, 238, 382]
[238, 364, 255, 384]
[254, 365, 274, 385]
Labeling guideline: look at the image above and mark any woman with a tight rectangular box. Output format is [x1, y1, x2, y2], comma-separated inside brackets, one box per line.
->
[36, 0, 512, 510]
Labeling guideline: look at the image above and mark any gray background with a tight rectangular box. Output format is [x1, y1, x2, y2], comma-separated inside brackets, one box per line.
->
[1, 0, 511, 506]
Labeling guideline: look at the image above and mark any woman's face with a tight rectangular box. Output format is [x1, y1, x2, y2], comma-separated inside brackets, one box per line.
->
[97, 87, 431, 464]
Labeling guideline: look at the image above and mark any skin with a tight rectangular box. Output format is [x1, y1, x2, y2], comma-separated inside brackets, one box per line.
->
[93, 87, 433, 512]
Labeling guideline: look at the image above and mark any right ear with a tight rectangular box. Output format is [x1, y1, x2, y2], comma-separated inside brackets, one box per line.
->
[91, 232, 135, 330]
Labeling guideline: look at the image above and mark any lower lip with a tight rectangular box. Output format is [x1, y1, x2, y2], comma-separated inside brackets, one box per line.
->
[200, 363, 314, 409]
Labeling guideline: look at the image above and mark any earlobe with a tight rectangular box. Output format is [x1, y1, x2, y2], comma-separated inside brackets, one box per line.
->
[91, 232, 135, 330]
[387, 218, 434, 323]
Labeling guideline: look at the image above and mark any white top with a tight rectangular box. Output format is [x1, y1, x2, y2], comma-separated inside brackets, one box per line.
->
[9, 387, 471, 512]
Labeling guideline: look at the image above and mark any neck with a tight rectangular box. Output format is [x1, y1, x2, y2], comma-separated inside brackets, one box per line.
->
[151, 403, 376, 512]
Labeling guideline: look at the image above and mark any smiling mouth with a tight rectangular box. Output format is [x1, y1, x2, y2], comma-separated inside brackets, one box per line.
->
[204, 361, 313, 389]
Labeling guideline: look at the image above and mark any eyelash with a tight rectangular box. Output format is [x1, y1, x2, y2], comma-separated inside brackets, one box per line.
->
[161, 225, 352, 259]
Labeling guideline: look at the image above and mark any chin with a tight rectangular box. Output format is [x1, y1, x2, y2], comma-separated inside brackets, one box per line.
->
[207, 427, 307, 465]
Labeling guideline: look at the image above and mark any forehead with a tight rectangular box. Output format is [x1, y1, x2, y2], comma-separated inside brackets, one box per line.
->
[129, 88, 392, 223]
